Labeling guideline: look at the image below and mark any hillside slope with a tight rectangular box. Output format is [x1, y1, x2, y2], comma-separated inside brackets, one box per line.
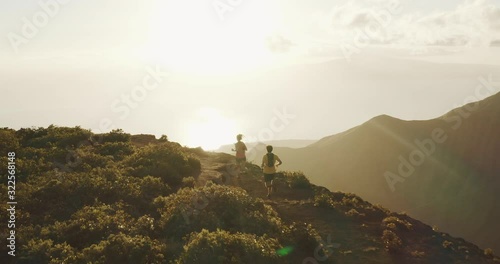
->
[271, 92, 500, 254]
[193, 152, 499, 263]
[0, 126, 498, 263]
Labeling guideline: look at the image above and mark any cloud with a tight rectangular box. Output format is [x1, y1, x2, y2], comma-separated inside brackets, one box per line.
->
[318, 0, 500, 47]
[329, 1, 369, 28]
[398, 0, 500, 47]
[491, 39, 500, 46]
[328, 0, 400, 28]
[312, 0, 403, 45]
[266, 34, 294, 53]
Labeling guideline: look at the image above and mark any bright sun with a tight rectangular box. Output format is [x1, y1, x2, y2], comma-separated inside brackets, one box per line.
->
[142, 0, 282, 74]
[142, 1, 282, 149]
[185, 108, 238, 150]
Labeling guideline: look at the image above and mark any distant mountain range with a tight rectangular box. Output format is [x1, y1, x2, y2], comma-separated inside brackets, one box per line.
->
[247, 92, 500, 253]
[216, 139, 316, 154]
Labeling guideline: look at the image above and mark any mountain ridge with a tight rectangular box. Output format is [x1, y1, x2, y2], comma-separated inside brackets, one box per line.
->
[268, 92, 500, 254]
[193, 151, 499, 263]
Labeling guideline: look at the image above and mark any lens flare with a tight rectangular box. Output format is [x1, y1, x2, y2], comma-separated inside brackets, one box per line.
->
[276, 246, 294, 257]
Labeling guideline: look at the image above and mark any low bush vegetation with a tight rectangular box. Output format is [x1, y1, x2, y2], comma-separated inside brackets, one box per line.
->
[382, 230, 403, 253]
[484, 248, 495, 258]
[280, 171, 311, 189]
[153, 185, 283, 239]
[0, 126, 325, 262]
[2, 126, 493, 263]
[176, 229, 282, 264]
[382, 216, 413, 231]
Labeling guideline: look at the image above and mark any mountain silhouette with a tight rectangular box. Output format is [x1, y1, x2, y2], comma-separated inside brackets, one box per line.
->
[217, 139, 317, 153]
[270, 92, 500, 254]
[192, 152, 500, 263]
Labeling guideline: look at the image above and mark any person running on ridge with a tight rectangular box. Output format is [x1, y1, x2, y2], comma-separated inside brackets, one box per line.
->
[232, 134, 247, 177]
[261, 145, 282, 198]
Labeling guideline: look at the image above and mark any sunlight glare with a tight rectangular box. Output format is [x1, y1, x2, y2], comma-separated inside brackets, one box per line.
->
[186, 108, 238, 150]
[142, 0, 282, 75]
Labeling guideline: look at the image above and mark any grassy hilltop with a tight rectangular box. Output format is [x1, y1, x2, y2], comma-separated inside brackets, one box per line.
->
[0, 126, 498, 263]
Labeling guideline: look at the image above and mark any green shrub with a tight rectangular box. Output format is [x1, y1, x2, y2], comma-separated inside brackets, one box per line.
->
[96, 142, 134, 160]
[154, 185, 283, 240]
[484, 248, 494, 258]
[341, 196, 360, 207]
[186, 147, 207, 157]
[124, 143, 201, 187]
[386, 223, 397, 230]
[313, 192, 334, 208]
[131, 215, 156, 237]
[22, 175, 81, 222]
[33, 146, 68, 164]
[15, 149, 54, 180]
[70, 148, 113, 172]
[382, 216, 413, 231]
[282, 171, 311, 189]
[20, 239, 77, 264]
[442, 240, 453, 250]
[0, 128, 20, 154]
[20, 125, 91, 149]
[140, 176, 172, 201]
[182, 176, 196, 188]
[46, 203, 134, 248]
[280, 223, 321, 259]
[97, 129, 131, 144]
[19, 166, 174, 224]
[16, 127, 49, 146]
[78, 233, 167, 264]
[187, 157, 202, 175]
[159, 135, 168, 142]
[176, 229, 282, 264]
[382, 230, 403, 253]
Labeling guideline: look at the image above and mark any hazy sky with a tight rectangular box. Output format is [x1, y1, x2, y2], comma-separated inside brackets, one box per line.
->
[1, 0, 500, 149]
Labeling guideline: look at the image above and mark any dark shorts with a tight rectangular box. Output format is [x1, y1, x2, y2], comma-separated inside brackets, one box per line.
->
[264, 173, 275, 182]
[236, 157, 246, 163]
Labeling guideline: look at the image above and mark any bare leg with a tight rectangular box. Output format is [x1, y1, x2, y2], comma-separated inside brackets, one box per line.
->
[240, 161, 246, 173]
[265, 180, 273, 198]
[238, 160, 246, 174]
